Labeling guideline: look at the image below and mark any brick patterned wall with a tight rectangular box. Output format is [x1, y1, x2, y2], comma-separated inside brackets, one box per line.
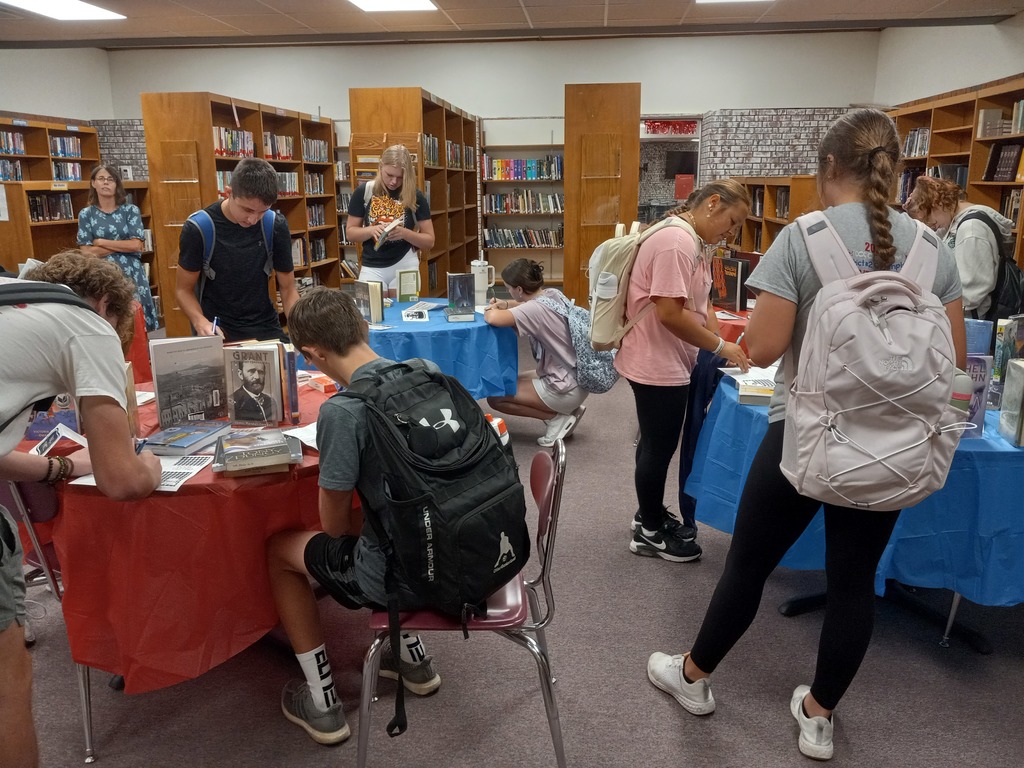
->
[93, 118, 149, 181]
[698, 107, 848, 184]
[639, 141, 698, 205]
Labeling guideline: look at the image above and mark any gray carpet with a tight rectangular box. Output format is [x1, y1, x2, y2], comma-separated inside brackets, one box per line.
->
[26, 356, 1024, 767]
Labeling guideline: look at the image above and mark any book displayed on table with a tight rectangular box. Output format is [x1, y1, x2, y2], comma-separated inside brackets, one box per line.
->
[352, 279, 385, 323]
[719, 364, 779, 406]
[711, 256, 748, 312]
[963, 355, 993, 439]
[24, 393, 78, 440]
[144, 421, 233, 456]
[396, 268, 421, 302]
[445, 272, 476, 322]
[998, 359, 1024, 447]
[212, 429, 302, 476]
[149, 336, 228, 429]
[223, 343, 284, 425]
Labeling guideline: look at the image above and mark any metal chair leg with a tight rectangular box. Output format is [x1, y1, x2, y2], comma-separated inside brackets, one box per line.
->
[357, 633, 386, 768]
[526, 586, 554, 683]
[502, 630, 567, 768]
[77, 664, 95, 763]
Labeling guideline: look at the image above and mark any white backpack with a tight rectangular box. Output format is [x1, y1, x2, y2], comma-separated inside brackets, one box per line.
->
[780, 211, 968, 511]
[588, 217, 697, 351]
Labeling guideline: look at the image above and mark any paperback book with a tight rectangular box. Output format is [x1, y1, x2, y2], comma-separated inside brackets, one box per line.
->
[396, 268, 421, 302]
[719, 364, 779, 406]
[144, 421, 233, 456]
[997, 359, 1024, 446]
[446, 272, 476, 322]
[24, 393, 78, 440]
[352, 280, 386, 324]
[149, 336, 228, 429]
[711, 256, 748, 312]
[224, 343, 284, 425]
[375, 219, 401, 249]
[963, 355, 993, 439]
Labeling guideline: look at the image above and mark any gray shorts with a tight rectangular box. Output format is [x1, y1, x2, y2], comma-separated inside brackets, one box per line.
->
[0, 506, 27, 632]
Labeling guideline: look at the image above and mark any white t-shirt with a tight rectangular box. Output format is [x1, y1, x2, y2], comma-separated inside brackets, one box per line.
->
[0, 277, 128, 455]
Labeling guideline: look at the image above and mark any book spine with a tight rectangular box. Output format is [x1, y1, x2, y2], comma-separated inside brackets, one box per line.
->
[286, 348, 301, 425]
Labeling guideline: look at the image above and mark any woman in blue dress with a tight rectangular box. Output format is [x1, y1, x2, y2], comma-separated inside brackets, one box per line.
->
[77, 164, 159, 331]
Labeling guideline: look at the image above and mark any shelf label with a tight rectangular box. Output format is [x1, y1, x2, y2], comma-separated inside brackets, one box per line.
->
[65, 125, 80, 132]
[13, 119, 27, 127]
[276, 108, 285, 116]
[51, 182, 68, 191]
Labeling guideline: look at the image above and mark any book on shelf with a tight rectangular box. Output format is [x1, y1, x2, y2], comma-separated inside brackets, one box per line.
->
[352, 280, 385, 323]
[149, 336, 228, 430]
[977, 108, 1006, 139]
[144, 421, 233, 456]
[340, 258, 360, 279]
[997, 359, 1024, 446]
[963, 355, 993, 439]
[396, 268, 420, 302]
[224, 343, 284, 425]
[212, 429, 301, 475]
[993, 144, 1023, 183]
[445, 272, 476, 322]
[711, 255, 748, 312]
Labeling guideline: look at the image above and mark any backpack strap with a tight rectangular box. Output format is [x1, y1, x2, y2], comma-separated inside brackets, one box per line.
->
[363, 180, 374, 208]
[187, 208, 277, 301]
[259, 209, 276, 278]
[797, 211, 860, 286]
[957, 210, 1009, 322]
[896, 221, 939, 294]
[620, 216, 698, 337]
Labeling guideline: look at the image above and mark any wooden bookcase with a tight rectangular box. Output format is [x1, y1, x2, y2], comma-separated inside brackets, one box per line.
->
[890, 74, 1024, 268]
[732, 175, 820, 253]
[348, 87, 479, 298]
[141, 92, 340, 337]
[480, 139, 565, 287]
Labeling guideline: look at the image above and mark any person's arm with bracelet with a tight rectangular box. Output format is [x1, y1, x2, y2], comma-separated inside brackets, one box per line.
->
[78, 395, 161, 499]
[651, 295, 749, 370]
[0, 449, 92, 483]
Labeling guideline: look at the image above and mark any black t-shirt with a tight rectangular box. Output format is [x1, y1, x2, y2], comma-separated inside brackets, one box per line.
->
[179, 201, 292, 342]
[348, 182, 431, 269]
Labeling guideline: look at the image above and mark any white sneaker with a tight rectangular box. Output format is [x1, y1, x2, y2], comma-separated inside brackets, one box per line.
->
[560, 405, 586, 440]
[647, 652, 715, 715]
[537, 412, 572, 447]
[790, 685, 834, 760]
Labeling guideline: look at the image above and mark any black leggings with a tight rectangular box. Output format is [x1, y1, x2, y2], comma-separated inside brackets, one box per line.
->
[689, 420, 899, 710]
[628, 379, 689, 532]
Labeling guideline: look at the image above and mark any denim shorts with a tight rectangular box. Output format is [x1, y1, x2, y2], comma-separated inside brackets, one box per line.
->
[0, 506, 27, 632]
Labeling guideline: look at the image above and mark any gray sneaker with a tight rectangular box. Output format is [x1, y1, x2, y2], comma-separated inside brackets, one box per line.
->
[378, 637, 441, 695]
[280, 679, 350, 745]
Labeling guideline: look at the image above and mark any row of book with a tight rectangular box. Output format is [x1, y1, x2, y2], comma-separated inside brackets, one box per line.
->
[301, 137, 330, 163]
[0, 158, 23, 181]
[749, 186, 790, 219]
[1, 130, 26, 155]
[483, 190, 565, 215]
[290, 237, 306, 267]
[263, 133, 295, 161]
[774, 188, 791, 219]
[52, 161, 83, 181]
[308, 237, 328, 263]
[896, 167, 925, 204]
[981, 142, 1024, 183]
[28, 192, 74, 222]
[445, 140, 462, 170]
[305, 172, 326, 195]
[422, 134, 440, 167]
[750, 187, 764, 217]
[902, 127, 930, 158]
[335, 160, 351, 180]
[1001, 187, 1022, 222]
[336, 192, 352, 212]
[276, 172, 302, 197]
[925, 162, 970, 189]
[481, 155, 563, 181]
[216, 170, 232, 194]
[978, 107, 1023, 139]
[212, 127, 255, 157]
[307, 203, 327, 227]
[48, 135, 84, 159]
[483, 226, 564, 249]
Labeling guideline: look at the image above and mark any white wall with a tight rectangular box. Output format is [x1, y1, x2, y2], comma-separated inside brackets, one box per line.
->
[0, 48, 113, 119]
[875, 13, 1024, 106]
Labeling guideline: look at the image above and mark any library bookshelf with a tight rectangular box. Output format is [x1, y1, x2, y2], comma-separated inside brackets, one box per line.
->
[141, 92, 340, 337]
[348, 87, 478, 298]
[480, 140, 565, 287]
[732, 176, 820, 253]
[0, 116, 161, 321]
[890, 74, 1024, 268]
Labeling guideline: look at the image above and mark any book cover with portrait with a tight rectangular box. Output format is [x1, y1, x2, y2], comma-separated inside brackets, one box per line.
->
[223, 344, 283, 425]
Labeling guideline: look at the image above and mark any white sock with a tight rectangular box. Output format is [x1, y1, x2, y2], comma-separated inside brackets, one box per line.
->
[296, 644, 338, 711]
[399, 633, 427, 664]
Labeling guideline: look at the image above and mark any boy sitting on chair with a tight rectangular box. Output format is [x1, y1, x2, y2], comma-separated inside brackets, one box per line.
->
[266, 287, 440, 745]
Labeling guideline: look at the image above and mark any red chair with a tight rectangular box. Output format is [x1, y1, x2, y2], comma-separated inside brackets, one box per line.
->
[356, 440, 568, 768]
[2, 480, 96, 764]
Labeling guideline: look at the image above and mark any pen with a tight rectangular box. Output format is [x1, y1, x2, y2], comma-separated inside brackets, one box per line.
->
[736, 332, 745, 346]
[211, 316, 219, 335]
[134, 439, 147, 455]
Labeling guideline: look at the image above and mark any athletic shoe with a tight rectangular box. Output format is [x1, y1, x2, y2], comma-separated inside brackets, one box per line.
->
[23, 619, 35, 648]
[630, 521, 702, 562]
[538, 412, 574, 447]
[790, 685, 834, 760]
[630, 508, 696, 541]
[647, 652, 715, 715]
[559, 405, 587, 440]
[280, 679, 350, 745]
[378, 638, 442, 696]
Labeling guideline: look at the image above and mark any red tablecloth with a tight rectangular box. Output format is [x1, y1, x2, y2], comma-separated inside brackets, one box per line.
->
[51, 387, 329, 694]
[716, 310, 748, 344]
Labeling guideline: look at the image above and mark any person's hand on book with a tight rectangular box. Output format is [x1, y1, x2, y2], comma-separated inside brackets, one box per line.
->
[720, 341, 751, 373]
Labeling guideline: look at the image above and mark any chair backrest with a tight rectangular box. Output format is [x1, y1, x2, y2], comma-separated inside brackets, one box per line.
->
[0, 480, 63, 599]
[526, 439, 567, 628]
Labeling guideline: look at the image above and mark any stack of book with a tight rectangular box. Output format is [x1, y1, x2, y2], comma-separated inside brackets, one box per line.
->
[212, 429, 303, 477]
[144, 421, 232, 456]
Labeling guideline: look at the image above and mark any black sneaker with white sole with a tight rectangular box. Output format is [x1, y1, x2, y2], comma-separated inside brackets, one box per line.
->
[630, 522, 702, 562]
[631, 509, 696, 542]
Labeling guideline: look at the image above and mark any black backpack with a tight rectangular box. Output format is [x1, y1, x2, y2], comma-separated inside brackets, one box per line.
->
[338, 360, 530, 735]
[961, 211, 1024, 337]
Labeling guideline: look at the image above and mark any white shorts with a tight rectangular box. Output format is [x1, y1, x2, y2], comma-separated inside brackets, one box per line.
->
[357, 249, 420, 292]
[532, 376, 588, 415]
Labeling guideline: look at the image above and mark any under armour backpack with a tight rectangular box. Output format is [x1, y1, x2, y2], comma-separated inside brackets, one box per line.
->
[959, 211, 1024, 332]
[588, 216, 697, 351]
[338, 359, 529, 735]
[780, 211, 968, 512]
[535, 292, 619, 394]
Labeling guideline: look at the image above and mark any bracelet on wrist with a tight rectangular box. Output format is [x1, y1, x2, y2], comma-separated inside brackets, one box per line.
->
[712, 337, 726, 356]
[42, 456, 55, 484]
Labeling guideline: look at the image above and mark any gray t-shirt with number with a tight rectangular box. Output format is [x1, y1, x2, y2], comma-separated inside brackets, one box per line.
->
[746, 203, 962, 424]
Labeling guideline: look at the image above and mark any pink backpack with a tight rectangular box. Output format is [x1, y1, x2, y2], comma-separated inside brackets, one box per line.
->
[780, 211, 969, 511]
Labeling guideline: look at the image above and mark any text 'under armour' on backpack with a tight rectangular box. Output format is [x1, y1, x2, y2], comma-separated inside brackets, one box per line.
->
[780, 211, 968, 512]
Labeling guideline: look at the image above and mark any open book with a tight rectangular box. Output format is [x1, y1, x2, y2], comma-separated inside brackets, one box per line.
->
[719, 364, 779, 405]
[375, 219, 401, 249]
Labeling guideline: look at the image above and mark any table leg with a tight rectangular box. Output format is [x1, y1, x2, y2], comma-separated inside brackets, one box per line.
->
[882, 582, 992, 655]
[777, 592, 827, 617]
[940, 592, 962, 649]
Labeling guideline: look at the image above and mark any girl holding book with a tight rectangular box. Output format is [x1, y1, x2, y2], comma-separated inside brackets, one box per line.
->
[346, 145, 434, 296]
[483, 258, 587, 447]
[77, 164, 158, 331]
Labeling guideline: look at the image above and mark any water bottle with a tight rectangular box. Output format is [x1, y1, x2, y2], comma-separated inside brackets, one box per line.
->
[949, 368, 973, 412]
[485, 413, 510, 446]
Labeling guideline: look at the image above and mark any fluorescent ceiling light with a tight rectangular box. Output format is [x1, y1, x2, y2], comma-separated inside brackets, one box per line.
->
[347, 0, 438, 11]
[0, 0, 124, 20]
[695, 0, 772, 4]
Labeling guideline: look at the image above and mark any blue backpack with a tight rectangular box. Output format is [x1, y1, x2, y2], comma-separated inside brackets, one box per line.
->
[535, 293, 619, 394]
[185, 208, 277, 300]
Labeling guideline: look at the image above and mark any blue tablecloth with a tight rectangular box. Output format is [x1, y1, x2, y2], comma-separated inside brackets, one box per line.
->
[685, 381, 1024, 607]
[366, 302, 519, 400]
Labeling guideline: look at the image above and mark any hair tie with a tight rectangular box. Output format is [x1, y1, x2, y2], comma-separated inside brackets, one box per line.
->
[868, 146, 889, 160]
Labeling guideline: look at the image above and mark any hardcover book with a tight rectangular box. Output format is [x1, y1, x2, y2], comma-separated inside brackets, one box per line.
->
[149, 336, 228, 429]
[352, 280, 385, 324]
[446, 272, 476, 321]
[997, 359, 1024, 446]
[711, 256, 747, 312]
[214, 429, 298, 472]
[963, 355, 993, 439]
[144, 421, 232, 456]
[24, 393, 78, 440]
[224, 344, 283, 425]
[396, 268, 421, 303]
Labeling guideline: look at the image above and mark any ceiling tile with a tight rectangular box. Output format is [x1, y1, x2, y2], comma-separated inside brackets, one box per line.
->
[528, 7, 607, 24]
[287, 12, 385, 33]
[447, 9, 532, 25]
[213, 15, 315, 34]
